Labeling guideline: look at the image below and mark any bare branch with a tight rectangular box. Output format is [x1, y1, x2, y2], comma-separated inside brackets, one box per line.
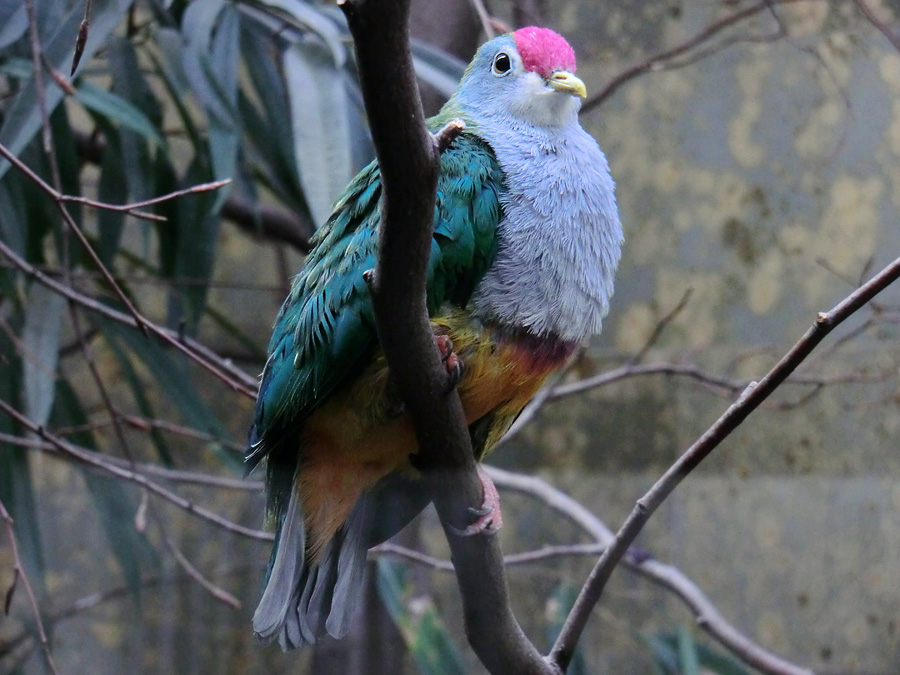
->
[550, 254, 900, 672]
[58, 179, 232, 222]
[0, 237, 259, 398]
[338, 0, 554, 671]
[0, 431, 259, 491]
[852, 0, 900, 53]
[583, 0, 809, 112]
[0, 399, 271, 541]
[487, 467, 813, 675]
[0, 498, 61, 675]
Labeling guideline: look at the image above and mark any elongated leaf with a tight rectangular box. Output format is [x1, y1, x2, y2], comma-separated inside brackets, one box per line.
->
[284, 40, 354, 225]
[93, 122, 127, 266]
[376, 558, 467, 675]
[22, 283, 65, 428]
[0, 57, 31, 79]
[676, 626, 700, 675]
[107, 35, 164, 206]
[75, 82, 167, 149]
[544, 582, 589, 675]
[102, 328, 174, 466]
[0, 0, 133, 181]
[411, 38, 466, 99]
[99, 319, 241, 470]
[0, 331, 47, 604]
[52, 380, 158, 602]
[0, 174, 27, 257]
[0, 1, 26, 49]
[642, 629, 751, 675]
[238, 20, 312, 215]
[253, 0, 346, 66]
[167, 159, 220, 331]
[205, 2, 240, 205]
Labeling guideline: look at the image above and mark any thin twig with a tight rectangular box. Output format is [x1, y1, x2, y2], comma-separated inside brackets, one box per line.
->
[550, 254, 900, 672]
[0, 431, 260, 491]
[486, 467, 813, 675]
[630, 287, 693, 365]
[0, 399, 271, 541]
[71, 0, 93, 75]
[583, 0, 808, 111]
[468, 0, 495, 38]
[0, 237, 259, 398]
[0, 498, 61, 675]
[851, 0, 900, 53]
[58, 179, 232, 222]
[162, 536, 241, 608]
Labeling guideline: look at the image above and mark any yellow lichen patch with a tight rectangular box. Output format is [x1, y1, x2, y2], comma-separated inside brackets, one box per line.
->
[728, 55, 772, 169]
[747, 249, 784, 315]
[614, 302, 656, 351]
[816, 174, 882, 277]
[794, 98, 843, 160]
[654, 268, 720, 349]
[887, 100, 900, 155]
[90, 620, 126, 649]
[695, 171, 752, 236]
[878, 52, 900, 91]
[780, 1, 830, 38]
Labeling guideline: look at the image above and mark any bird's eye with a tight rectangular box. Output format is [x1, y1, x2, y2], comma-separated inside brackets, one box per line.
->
[492, 52, 512, 76]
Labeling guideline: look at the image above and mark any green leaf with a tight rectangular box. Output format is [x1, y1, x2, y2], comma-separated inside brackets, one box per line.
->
[99, 319, 241, 470]
[21, 283, 65, 428]
[0, 330, 47, 602]
[204, 2, 240, 205]
[0, 57, 32, 79]
[107, 35, 165, 206]
[93, 123, 128, 266]
[75, 82, 167, 149]
[283, 40, 354, 225]
[0, 174, 27, 258]
[167, 159, 220, 331]
[251, 0, 346, 66]
[52, 381, 158, 602]
[101, 306, 174, 467]
[676, 626, 700, 675]
[0, 2, 26, 49]
[642, 628, 752, 675]
[411, 38, 465, 99]
[545, 582, 589, 675]
[376, 558, 467, 675]
[0, 0, 133, 181]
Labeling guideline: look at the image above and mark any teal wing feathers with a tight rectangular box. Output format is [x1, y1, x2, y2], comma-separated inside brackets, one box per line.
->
[245, 132, 504, 479]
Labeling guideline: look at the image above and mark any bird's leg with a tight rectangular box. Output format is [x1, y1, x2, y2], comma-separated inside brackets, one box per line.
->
[434, 334, 464, 390]
[383, 333, 464, 417]
[449, 464, 503, 536]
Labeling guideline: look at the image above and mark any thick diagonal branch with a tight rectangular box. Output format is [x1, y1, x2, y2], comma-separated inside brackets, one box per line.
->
[338, 1, 555, 672]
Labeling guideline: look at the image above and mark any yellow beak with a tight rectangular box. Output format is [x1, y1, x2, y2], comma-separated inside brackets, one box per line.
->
[548, 71, 587, 99]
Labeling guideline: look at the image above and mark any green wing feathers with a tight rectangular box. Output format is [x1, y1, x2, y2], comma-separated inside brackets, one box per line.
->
[245, 132, 504, 474]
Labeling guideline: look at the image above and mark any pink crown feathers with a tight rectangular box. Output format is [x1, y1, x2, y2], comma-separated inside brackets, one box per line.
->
[512, 27, 577, 78]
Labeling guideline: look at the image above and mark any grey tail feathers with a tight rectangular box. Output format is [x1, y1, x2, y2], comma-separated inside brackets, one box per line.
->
[252, 482, 369, 650]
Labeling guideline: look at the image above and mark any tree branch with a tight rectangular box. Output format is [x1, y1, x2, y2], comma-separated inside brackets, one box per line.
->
[337, 1, 554, 672]
[550, 254, 900, 671]
[0, 498, 60, 675]
[583, 0, 809, 112]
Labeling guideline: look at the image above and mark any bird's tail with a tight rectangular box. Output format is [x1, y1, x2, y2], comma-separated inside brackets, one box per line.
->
[252, 480, 369, 650]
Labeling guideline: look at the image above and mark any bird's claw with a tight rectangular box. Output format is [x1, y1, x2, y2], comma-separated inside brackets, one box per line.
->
[448, 465, 503, 537]
[435, 334, 464, 390]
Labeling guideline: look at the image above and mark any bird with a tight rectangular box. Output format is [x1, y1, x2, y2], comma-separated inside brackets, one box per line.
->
[246, 26, 623, 650]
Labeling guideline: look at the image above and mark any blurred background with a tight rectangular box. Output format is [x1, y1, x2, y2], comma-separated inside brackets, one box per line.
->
[1, 0, 899, 673]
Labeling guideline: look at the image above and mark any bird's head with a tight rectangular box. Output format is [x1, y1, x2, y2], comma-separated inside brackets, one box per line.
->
[451, 27, 587, 128]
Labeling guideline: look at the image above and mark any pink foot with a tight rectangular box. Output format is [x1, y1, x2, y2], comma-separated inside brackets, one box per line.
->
[435, 334, 464, 389]
[450, 465, 503, 536]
